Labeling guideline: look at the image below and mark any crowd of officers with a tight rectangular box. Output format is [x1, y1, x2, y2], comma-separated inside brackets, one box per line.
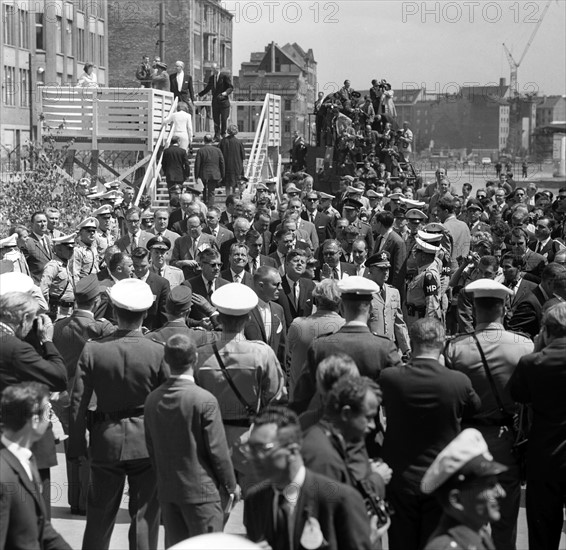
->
[1, 163, 566, 550]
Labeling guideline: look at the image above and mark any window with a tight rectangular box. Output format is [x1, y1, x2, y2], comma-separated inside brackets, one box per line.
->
[284, 99, 292, 111]
[77, 28, 85, 61]
[19, 69, 29, 106]
[3, 66, 16, 106]
[88, 32, 95, 61]
[56, 16, 62, 53]
[3, 4, 15, 45]
[97, 21, 104, 65]
[56, 73, 63, 85]
[65, 20, 73, 56]
[35, 12, 44, 50]
[18, 8, 29, 49]
[284, 120, 291, 133]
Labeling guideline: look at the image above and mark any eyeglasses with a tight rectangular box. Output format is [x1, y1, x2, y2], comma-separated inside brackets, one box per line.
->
[242, 441, 286, 458]
[203, 262, 222, 268]
[306, 198, 318, 202]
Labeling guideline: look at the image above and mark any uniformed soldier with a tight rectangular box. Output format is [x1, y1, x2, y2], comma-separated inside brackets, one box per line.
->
[421, 428, 508, 550]
[93, 204, 116, 259]
[444, 279, 534, 550]
[70, 217, 100, 285]
[68, 278, 168, 550]
[342, 197, 374, 251]
[406, 231, 443, 329]
[403, 208, 428, 282]
[193, 283, 286, 493]
[319, 191, 341, 219]
[40, 233, 76, 320]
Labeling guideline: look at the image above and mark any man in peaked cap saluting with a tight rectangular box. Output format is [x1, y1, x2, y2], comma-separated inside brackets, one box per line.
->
[444, 279, 534, 550]
[421, 429, 508, 550]
[69, 279, 168, 550]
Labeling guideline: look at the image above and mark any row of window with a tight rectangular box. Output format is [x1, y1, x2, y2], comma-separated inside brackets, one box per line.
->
[2, 66, 30, 107]
[2, 4, 30, 48]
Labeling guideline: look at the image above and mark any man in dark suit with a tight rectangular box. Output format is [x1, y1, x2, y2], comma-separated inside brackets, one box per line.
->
[510, 227, 546, 283]
[292, 276, 401, 415]
[269, 229, 310, 273]
[194, 134, 225, 206]
[218, 124, 246, 195]
[373, 210, 407, 289]
[144, 334, 239, 546]
[132, 247, 170, 330]
[203, 206, 234, 246]
[315, 239, 357, 281]
[68, 279, 169, 550]
[529, 215, 564, 263]
[198, 63, 233, 140]
[245, 229, 278, 275]
[162, 136, 190, 189]
[501, 253, 538, 324]
[302, 191, 335, 245]
[508, 263, 566, 337]
[0, 382, 72, 550]
[277, 249, 315, 327]
[115, 207, 153, 254]
[169, 60, 194, 106]
[509, 302, 566, 550]
[221, 242, 254, 288]
[245, 266, 286, 365]
[219, 217, 251, 268]
[23, 211, 53, 284]
[244, 406, 372, 550]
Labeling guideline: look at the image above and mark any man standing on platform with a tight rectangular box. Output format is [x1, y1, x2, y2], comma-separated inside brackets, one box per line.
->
[194, 134, 225, 207]
[198, 63, 233, 141]
[219, 124, 246, 196]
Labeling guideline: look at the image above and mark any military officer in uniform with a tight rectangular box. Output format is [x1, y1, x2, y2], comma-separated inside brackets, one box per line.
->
[342, 197, 374, 252]
[70, 217, 100, 285]
[194, 283, 286, 493]
[40, 233, 75, 320]
[68, 279, 168, 550]
[366, 251, 410, 358]
[421, 429, 509, 550]
[93, 204, 116, 260]
[146, 235, 185, 288]
[403, 208, 428, 283]
[406, 231, 443, 329]
[444, 279, 534, 550]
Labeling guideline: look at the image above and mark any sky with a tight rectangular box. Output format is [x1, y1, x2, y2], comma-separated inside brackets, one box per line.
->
[224, 0, 566, 97]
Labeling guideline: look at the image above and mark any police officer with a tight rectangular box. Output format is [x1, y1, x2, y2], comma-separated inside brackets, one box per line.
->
[406, 231, 443, 329]
[421, 429, 509, 550]
[69, 278, 168, 550]
[342, 197, 374, 252]
[403, 208, 428, 284]
[444, 279, 534, 550]
[70, 217, 100, 285]
[40, 233, 75, 320]
[193, 283, 286, 493]
[93, 204, 116, 259]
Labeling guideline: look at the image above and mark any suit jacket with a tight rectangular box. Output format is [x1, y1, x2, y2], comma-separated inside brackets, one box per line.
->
[374, 230, 406, 288]
[184, 275, 230, 321]
[143, 271, 170, 330]
[297, 218, 319, 251]
[276, 277, 315, 328]
[68, 329, 169, 461]
[144, 377, 236, 504]
[167, 207, 183, 231]
[507, 285, 548, 338]
[115, 231, 154, 254]
[0, 445, 71, 550]
[292, 325, 401, 414]
[23, 234, 53, 283]
[523, 249, 546, 283]
[203, 225, 234, 247]
[220, 268, 254, 288]
[509, 337, 566, 478]
[199, 72, 233, 106]
[369, 284, 410, 353]
[169, 72, 194, 104]
[244, 469, 372, 550]
[245, 301, 286, 365]
[507, 278, 538, 322]
[443, 215, 471, 262]
[162, 144, 190, 183]
[171, 233, 218, 278]
[528, 238, 564, 263]
[194, 144, 225, 181]
[301, 210, 335, 244]
[247, 254, 278, 274]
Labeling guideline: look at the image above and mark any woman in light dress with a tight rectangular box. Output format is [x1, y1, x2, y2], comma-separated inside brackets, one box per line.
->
[164, 102, 194, 151]
[76, 62, 98, 88]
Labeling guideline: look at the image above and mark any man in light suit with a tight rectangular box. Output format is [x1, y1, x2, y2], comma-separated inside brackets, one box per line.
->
[245, 266, 287, 365]
[244, 406, 372, 550]
[171, 214, 217, 279]
[169, 60, 194, 107]
[23, 211, 53, 284]
[198, 63, 233, 141]
[115, 207, 153, 253]
[221, 242, 254, 287]
[149, 209, 180, 265]
[0, 382, 72, 549]
[144, 334, 239, 546]
[372, 210, 406, 288]
[366, 252, 410, 357]
[194, 134, 225, 206]
[276, 248, 315, 328]
[437, 196, 471, 270]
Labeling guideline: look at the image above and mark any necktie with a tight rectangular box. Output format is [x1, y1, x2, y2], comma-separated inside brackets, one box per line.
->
[207, 280, 213, 298]
[234, 273, 241, 284]
[536, 242, 542, 254]
[332, 267, 339, 280]
[251, 258, 258, 275]
[131, 234, 138, 249]
[42, 237, 51, 258]
[275, 492, 291, 550]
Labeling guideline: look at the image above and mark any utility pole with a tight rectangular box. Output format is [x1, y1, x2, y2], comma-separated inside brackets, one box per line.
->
[158, 1, 165, 61]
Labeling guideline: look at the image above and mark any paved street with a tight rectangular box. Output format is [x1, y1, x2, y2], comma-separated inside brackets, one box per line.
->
[49, 449, 566, 549]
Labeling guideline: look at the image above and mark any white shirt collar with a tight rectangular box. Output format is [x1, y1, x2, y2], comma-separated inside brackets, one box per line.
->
[538, 236, 551, 248]
[273, 465, 306, 514]
[1, 434, 33, 481]
[171, 373, 195, 382]
[138, 271, 150, 283]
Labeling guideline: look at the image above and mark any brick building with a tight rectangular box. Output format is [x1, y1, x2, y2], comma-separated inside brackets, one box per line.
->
[1, 0, 109, 168]
[536, 95, 566, 127]
[107, 0, 232, 92]
[233, 41, 317, 158]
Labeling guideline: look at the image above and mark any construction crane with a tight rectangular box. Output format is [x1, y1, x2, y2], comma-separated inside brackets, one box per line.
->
[502, 0, 552, 96]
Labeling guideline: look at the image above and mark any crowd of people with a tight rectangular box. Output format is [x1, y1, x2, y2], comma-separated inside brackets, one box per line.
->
[2, 103, 566, 550]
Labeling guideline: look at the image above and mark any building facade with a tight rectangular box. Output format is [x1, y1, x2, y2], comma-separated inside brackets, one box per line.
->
[1, 0, 109, 169]
[536, 95, 566, 127]
[107, 0, 233, 93]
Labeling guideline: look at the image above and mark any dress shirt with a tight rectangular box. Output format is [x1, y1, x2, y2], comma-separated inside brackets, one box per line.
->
[202, 275, 215, 296]
[1, 434, 33, 481]
[272, 464, 306, 526]
[378, 229, 392, 251]
[170, 373, 195, 382]
[249, 257, 259, 275]
[507, 277, 522, 297]
[535, 237, 551, 254]
[176, 71, 184, 92]
[131, 231, 140, 249]
[138, 270, 150, 282]
[286, 276, 300, 305]
[231, 269, 244, 284]
[257, 300, 272, 341]
[356, 262, 366, 277]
